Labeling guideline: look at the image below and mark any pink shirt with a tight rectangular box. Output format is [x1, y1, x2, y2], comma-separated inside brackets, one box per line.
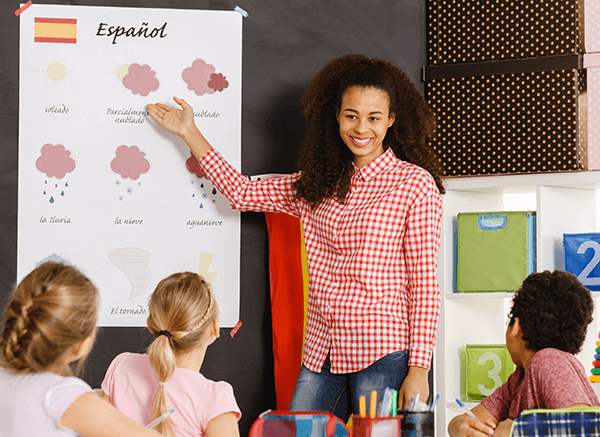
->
[101, 353, 241, 437]
[481, 348, 600, 420]
[200, 147, 442, 373]
[0, 366, 92, 437]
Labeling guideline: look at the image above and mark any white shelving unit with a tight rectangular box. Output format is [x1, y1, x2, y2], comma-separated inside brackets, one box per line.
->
[435, 171, 600, 437]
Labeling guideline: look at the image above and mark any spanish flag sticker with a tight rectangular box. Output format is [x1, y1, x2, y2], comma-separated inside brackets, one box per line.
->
[34, 18, 77, 44]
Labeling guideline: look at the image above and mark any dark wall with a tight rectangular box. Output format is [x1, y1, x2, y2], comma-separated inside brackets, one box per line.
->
[0, 1, 426, 435]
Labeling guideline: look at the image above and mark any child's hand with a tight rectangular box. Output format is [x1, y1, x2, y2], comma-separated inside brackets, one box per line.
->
[147, 97, 196, 138]
[449, 414, 497, 437]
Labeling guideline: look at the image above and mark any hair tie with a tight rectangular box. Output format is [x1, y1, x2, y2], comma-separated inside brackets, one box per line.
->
[159, 381, 166, 386]
[157, 330, 172, 338]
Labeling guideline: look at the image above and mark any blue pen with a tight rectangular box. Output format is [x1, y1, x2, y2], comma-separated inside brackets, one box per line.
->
[429, 394, 440, 412]
[455, 399, 479, 422]
[147, 408, 175, 429]
[408, 396, 414, 412]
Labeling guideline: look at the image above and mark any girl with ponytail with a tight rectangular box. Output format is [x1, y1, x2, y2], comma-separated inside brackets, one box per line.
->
[101, 272, 241, 437]
[0, 261, 162, 437]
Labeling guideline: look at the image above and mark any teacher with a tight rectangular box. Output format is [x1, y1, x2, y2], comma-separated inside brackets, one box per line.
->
[148, 54, 444, 421]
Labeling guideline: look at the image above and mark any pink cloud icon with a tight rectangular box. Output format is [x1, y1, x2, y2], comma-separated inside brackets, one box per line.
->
[35, 143, 76, 179]
[111, 145, 150, 180]
[182, 59, 216, 96]
[186, 152, 206, 178]
[122, 63, 159, 97]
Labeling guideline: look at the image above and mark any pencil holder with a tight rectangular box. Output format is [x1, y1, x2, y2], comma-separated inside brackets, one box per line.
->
[351, 416, 403, 437]
[397, 411, 434, 437]
[351, 413, 433, 437]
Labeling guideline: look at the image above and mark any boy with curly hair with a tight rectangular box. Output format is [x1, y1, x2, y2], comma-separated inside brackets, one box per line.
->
[449, 270, 600, 437]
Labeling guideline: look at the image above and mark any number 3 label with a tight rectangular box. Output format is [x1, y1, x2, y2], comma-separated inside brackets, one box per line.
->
[477, 352, 503, 396]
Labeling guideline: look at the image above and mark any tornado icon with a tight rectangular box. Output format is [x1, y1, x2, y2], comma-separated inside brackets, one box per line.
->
[108, 248, 151, 301]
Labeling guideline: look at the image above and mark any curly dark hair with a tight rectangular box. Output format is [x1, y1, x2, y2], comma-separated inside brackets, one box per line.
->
[508, 270, 594, 354]
[293, 54, 445, 208]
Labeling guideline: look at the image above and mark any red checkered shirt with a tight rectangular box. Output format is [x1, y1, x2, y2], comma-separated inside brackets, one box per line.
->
[200, 147, 442, 373]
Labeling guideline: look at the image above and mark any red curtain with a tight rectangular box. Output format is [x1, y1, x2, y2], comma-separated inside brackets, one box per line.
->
[265, 212, 308, 410]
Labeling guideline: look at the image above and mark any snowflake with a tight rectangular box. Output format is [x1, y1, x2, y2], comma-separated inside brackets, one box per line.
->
[202, 192, 208, 199]
[126, 187, 133, 194]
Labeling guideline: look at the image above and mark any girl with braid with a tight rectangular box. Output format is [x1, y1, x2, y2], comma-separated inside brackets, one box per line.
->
[101, 272, 241, 437]
[0, 261, 163, 437]
[147, 54, 444, 420]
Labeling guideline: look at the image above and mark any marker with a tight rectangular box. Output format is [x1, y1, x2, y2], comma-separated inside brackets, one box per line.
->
[370, 390, 377, 418]
[414, 393, 420, 411]
[359, 395, 366, 417]
[455, 399, 479, 422]
[147, 408, 175, 429]
[379, 387, 391, 417]
[429, 394, 440, 412]
[390, 390, 398, 417]
[408, 396, 414, 412]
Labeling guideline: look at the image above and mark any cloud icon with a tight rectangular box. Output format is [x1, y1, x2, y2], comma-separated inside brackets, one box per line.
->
[35, 143, 76, 179]
[182, 59, 217, 96]
[111, 145, 150, 180]
[122, 63, 159, 97]
[185, 152, 206, 178]
[208, 73, 229, 92]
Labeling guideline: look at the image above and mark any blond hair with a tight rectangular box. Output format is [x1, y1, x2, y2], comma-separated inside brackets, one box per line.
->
[0, 262, 98, 375]
[146, 272, 218, 436]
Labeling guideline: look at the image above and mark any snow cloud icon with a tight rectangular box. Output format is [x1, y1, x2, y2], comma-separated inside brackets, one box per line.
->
[111, 145, 150, 180]
[35, 143, 76, 179]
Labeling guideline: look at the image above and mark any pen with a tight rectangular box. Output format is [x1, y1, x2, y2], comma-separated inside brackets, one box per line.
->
[455, 399, 479, 422]
[359, 395, 366, 417]
[147, 408, 175, 429]
[379, 387, 391, 417]
[408, 396, 414, 412]
[390, 390, 398, 417]
[429, 394, 440, 412]
[370, 390, 377, 418]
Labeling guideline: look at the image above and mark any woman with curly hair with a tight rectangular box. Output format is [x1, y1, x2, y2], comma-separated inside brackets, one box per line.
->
[148, 54, 444, 420]
[449, 270, 600, 437]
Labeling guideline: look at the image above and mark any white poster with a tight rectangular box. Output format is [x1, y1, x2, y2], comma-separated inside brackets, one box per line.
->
[18, 4, 242, 327]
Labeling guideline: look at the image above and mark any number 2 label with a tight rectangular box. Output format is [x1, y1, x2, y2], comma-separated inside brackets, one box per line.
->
[576, 240, 600, 286]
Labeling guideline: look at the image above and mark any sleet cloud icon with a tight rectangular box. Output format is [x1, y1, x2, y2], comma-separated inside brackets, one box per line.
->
[186, 152, 206, 179]
[111, 145, 150, 180]
[182, 58, 229, 96]
[35, 143, 76, 179]
[122, 63, 159, 97]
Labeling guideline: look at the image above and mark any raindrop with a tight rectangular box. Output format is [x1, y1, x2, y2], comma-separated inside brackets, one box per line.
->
[61, 191, 65, 196]
[212, 188, 217, 195]
[199, 204, 204, 209]
[43, 191, 46, 195]
[55, 184, 58, 188]
[45, 181, 48, 184]
[192, 194, 195, 197]
[49, 196, 55, 203]
[201, 184, 204, 188]
[65, 182, 68, 187]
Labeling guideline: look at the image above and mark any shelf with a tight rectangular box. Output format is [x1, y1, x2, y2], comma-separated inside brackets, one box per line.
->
[447, 291, 600, 299]
[444, 170, 600, 193]
[446, 292, 514, 299]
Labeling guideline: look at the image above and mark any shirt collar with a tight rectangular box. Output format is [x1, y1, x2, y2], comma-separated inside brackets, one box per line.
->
[352, 148, 397, 182]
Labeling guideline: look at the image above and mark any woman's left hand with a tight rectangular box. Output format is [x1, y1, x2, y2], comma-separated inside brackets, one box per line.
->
[398, 366, 429, 410]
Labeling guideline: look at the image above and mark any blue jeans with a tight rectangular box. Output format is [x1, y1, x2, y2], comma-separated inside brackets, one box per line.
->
[289, 350, 409, 422]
